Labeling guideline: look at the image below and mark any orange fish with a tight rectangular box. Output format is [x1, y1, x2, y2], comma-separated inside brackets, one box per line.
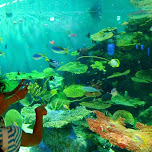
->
[50, 40, 55, 45]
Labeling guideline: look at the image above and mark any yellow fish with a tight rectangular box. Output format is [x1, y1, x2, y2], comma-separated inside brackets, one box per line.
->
[135, 134, 148, 148]
[108, 59, 120, 68]
[63, 104, 69, 110]
[0, 51, 5, 57]
[0, 38, 3, 43]
[121, 21, 129, 26]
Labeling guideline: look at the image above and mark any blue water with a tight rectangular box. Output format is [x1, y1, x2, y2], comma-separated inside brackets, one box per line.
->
[0, 0, 135, 75]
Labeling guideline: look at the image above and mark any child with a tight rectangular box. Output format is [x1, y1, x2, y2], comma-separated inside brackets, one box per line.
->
[0, 79, 47, 152]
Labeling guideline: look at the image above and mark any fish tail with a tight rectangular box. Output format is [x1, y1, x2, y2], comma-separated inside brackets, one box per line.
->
[65, 48, 69, 54]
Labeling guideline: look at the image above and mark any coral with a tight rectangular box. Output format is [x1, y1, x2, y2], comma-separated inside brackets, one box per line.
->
[90, 61, 106, 72]
[111, 91, 145, 107]
[87, 111, 152, 152]
[138, 106, 152, 125]
[70, 50, 80, 56]
[4, 109, 23, 128]
[80, 102, 111, 110]
[43, 106, 92, 128]
[112, 110, 135, 125]
[90, 27, 116, 42]
[47, 97, 70, 110]
[43, 67, 57, 78]
[107, 69, 130, 79]
[63, 85, 85, 98]
[5, 70, 47, 80]
[57, 62, 88, 74]
[131, 69, 152, 83]
[21, 106, 92, 128]
[48, 76, 64, 90]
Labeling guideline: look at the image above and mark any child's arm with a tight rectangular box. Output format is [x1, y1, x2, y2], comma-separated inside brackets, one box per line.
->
[0, 86, 28, 116]
[21, 105, 47, 147]
[3, 79, 26, 97]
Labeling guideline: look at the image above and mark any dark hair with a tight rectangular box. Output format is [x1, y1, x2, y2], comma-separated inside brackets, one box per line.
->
[0, 148, 3, 152]
[0, 81, 6, 93]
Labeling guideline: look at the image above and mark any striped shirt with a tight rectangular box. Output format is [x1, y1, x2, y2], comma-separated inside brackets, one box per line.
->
[0, 126, 22, 152]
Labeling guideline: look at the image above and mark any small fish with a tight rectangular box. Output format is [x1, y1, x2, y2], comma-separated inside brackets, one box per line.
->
[0, 51, 5, 57]
[110, 88, 118, 97]
[50, 17, 54, 21]
[149, 26, 152, 31]
[19, 19, 23, 22]
[81, 86, 100, 92]
[49, 40, 55, 45]
[108, 59, 120, 68]
[0, 38, 3, 43]
[46, 58, 60, 68]
[141, 44, 144, 50]
[5, 44, 7, 49]
[13, 21, 17, 24]
[121, 21, 129, 26]
[86, 32, 90, 38]
[63, 104, 69, 110]
[52, 46, 68, 54]
[32, 53, 47, 60]
[69, 34, 77, 37]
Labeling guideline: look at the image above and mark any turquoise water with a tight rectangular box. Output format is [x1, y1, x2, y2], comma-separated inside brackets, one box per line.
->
[1, 0, 152, 152]
[0, 0, 134, 74]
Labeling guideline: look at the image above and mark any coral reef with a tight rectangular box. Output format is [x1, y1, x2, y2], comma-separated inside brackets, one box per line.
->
[4, 109, 23, 127]
[63, 85, 85, 98]
[112, 110, 135, 125]
[57, 62, 88, 74]
[87, 110, 152, 152]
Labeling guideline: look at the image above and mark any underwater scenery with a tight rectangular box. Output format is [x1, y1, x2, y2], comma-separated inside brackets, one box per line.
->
[1, 0, 152, 151]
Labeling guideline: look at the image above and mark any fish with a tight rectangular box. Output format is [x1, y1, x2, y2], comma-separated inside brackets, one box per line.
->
[52, 46, 68, 54]
[121, 21, 129, 26]
[108, 59, 120, 68]
[46, 58, 60, 68]
[107, 44, 115, 55]
[49, 40, 55, 45]
[63, 104, 69, 110]
[141, 44, 144, 50]
[32, 53, 47, 60]
[0, 51, 5, 57]
[0, 38, 3, 43]
[69, 34, 77, 37]
[135, 134, 148, 148]
[50, 17, 54, 21]
[81, 86, 101, 92]
[149, 26, 152, 31]
[86, 32, 90, 38]
[5, 44, 7, 49]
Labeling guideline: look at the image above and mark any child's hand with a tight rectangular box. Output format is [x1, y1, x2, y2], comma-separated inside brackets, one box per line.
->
[15, 85, 28, 100]
[35, 105, 47, 116]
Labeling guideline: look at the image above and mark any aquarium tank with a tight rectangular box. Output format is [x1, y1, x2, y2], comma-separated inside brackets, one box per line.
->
[1, 0, 152, 151]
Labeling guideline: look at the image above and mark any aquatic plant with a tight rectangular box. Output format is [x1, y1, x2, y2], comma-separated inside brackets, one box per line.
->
[112, 110, 135, 125]
[138, 106, 152, 125]
[87, 111, 152, 152]
[131, 69, 152, 83]
[111, 91, 145, 107]
[4, 109, 23, 128]
[57, 62, 88, 74]
[107, 69, 130, 79]
[63, 85, 85, 98]
[80, 101, 111, 110]
[90, 61, 106, 72]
